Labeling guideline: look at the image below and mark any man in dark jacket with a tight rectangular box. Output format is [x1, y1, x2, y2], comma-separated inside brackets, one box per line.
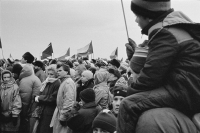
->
[117, 0, 200, 133]
[67, 88, 101, 133]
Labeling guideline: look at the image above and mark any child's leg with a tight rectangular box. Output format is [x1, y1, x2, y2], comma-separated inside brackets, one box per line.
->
[117, 87, 187, 133]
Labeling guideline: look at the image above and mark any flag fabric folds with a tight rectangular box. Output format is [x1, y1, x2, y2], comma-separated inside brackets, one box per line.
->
[0, 38, 2, 49]
[110, 47, 118, 59]
[58, 48, 70, 60]
[77, 41, 93, 57]
[41, 43, 53, 60]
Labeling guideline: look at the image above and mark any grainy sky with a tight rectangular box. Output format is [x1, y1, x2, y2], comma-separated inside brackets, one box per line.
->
[0, 0, 200, 60]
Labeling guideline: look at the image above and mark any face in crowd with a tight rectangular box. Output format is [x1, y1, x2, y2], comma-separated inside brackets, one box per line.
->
[112, 95, 124, 115]
[57, 66, 68, 79]
[93, 128, 110, 133]
[3, 73, 11, 82]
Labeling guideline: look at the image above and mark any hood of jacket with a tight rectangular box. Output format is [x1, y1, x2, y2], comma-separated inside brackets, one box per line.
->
[19, 64, 33, 81]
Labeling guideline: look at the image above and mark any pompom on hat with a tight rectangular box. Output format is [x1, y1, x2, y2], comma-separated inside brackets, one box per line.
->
[131, 0, 171, 19]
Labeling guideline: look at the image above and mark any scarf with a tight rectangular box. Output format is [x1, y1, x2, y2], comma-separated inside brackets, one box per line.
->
[40, 77, 58, 92]
[1, 78, 15, 89]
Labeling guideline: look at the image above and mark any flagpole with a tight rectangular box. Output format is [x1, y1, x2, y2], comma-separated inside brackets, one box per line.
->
[121, 0, 129, 40]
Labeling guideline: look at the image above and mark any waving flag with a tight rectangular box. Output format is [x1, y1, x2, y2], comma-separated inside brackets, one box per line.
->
[77, 41, 93, 56]
[58, 48, 70, 60]
[41, 43, 53, 60]
[110, 47, 118, 59]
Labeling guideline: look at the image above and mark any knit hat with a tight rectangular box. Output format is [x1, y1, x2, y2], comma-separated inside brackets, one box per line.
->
[82, 70, 93, 80]
[113, 88, 127, 97]
[92, 109, 117, 133]
[108, 59, 120, 68]
[130, 46, 148, 74]
[33, 61, 44, 68]
[131, 0, 171, 19]
[22, 52, 34, 63]
[115, 77, 128, 88]
[12, 63, 23, 75]
[80, 88, 95, 103]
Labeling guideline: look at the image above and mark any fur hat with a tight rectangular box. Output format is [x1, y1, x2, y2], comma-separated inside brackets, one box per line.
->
[108, 68, 121, 79]
[92, 109, 117, 133]
[131, 0, 171, 19]
[22, 52, 34, 63]
[33, 61, 44, 68]
[80, 88, 95, 103]
[108, 59, 120, 68]
[130, 46, 148, 74]
[82, 70, 93, 80]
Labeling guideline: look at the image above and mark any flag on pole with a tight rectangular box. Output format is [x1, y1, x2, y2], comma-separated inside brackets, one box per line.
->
[58, 48, 70, 60]
[41, 43, 53, 60]
[77, 41, 93, 57]
[0, 38, 2, 49]
[110, 47, 118, 59]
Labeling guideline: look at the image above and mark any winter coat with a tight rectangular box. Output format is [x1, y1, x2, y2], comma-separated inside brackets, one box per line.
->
[93, 82, 113, 109]
[0, 71, 22, 131]
[35, 69, 47, 83]
[50, 77, 76, 133]
[128, 10, 200, 114]
[18, 64, 42, 118]
[67, 102, 102, 133]
[76, 78, 94, 102]
[37, 79, 61, 133]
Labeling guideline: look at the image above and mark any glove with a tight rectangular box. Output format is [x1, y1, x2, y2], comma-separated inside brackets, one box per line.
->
[12, 117, 18, 126]
[125, 38, 137, 60]
[35, 96, 39, 102]
[60, 120, 67, 126]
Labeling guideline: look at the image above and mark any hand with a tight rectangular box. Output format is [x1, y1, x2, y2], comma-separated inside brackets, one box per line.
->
[35, 96, 39, 102]
[12, 117, 18, 126]
[60, 120, 67, 126]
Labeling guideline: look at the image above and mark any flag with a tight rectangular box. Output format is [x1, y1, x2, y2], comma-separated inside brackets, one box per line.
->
[0, 38, 2, 48]
[77, 41, 93, 56]
[58, 48, 70, 60]
[41, 43, 53, 60]
[110, 47, 118, 59]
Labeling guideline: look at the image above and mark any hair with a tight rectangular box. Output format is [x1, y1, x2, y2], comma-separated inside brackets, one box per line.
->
[57, 63, 70, 75]
[47, 64, 57, 74]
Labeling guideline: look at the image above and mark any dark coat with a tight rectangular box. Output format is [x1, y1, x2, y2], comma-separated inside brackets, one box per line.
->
[37, 80, 61, 133]
[76, 78, 94, 102]
[128, 11, 200, 115]
[67, 102, 101, 133]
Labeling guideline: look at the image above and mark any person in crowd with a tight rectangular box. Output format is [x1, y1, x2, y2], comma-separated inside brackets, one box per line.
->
[18, 64, 42, 133]
[12, 63, 23, 81]
[92, 109, 117, 133]
[108, 59, 120, 70]
[110, 88, 127, 117]
[117, 0, 200, 132]
[67, 89, 102, 133]
[76, 70, 94, 102]
[33, 64, 60, 133]
[64, 60, 76, 80]
[75, 59, 86, 81]
[50, 64, 76, 133]
[107, 68, 121, 89]
[0, 70, 22, 133]
[93, 70, 112, 109]
[21, 52, 35, 65]
[88, 67, 97, 76]
[118, 62, 128, 76]
[95, 60, 107, 72]
[33, 60, 47, 82]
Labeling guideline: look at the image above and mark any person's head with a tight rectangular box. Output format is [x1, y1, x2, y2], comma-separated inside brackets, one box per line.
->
[94, 71, 109, 85]
[47, 64, 57, 78]
[80, 88, 95, 104]
[75, 64, 86, 78]
[81, 70, 93, 83]
[21, 52, 34, 64]
[12, 63, 23, 80]
[108, 59, 120, 70]
[108, 68, 121, 82]
[56, 63, 70, 79]
[33, 61, 44, 71]
[112, 88, 127, 115]
[1, 70, 12, 82]
[93, 109, 117, 133]
[131, 0, 171, 29]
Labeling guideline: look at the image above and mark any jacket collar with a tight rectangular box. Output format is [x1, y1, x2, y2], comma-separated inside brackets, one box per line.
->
[82, 101, 96, 109]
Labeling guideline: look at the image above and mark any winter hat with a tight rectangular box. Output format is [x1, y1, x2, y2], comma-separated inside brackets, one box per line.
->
[108, 68, 121, 79]
[12, 63, 23, 76]
[108, 59, 120, 68]
[131, 0, 171, 19]
[119, 62, 129, 72]
[130, 46, 148, 74]
[82, 70, 93, 80]
[93, 109, 117, 133]
[113, 88, 127, 97]
[33, 61, 44, 68]
[22, 52, 34, 63]
[115, 77, 128, 88]
[80, 88, 95, 103]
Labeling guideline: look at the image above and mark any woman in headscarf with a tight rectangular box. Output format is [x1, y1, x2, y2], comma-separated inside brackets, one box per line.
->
[0, 70, 22, 133]
[93, 70, 113, 109]
[33, 64, 60, 133]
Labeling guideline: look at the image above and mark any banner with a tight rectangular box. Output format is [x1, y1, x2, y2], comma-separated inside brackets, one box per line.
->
[77, 41, 93, 57]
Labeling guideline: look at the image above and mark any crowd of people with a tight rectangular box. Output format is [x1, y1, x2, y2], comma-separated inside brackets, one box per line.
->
[1, 0, 200, 133]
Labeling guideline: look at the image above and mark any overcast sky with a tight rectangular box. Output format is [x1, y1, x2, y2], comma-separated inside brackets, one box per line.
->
[0, 0, 200, 60]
